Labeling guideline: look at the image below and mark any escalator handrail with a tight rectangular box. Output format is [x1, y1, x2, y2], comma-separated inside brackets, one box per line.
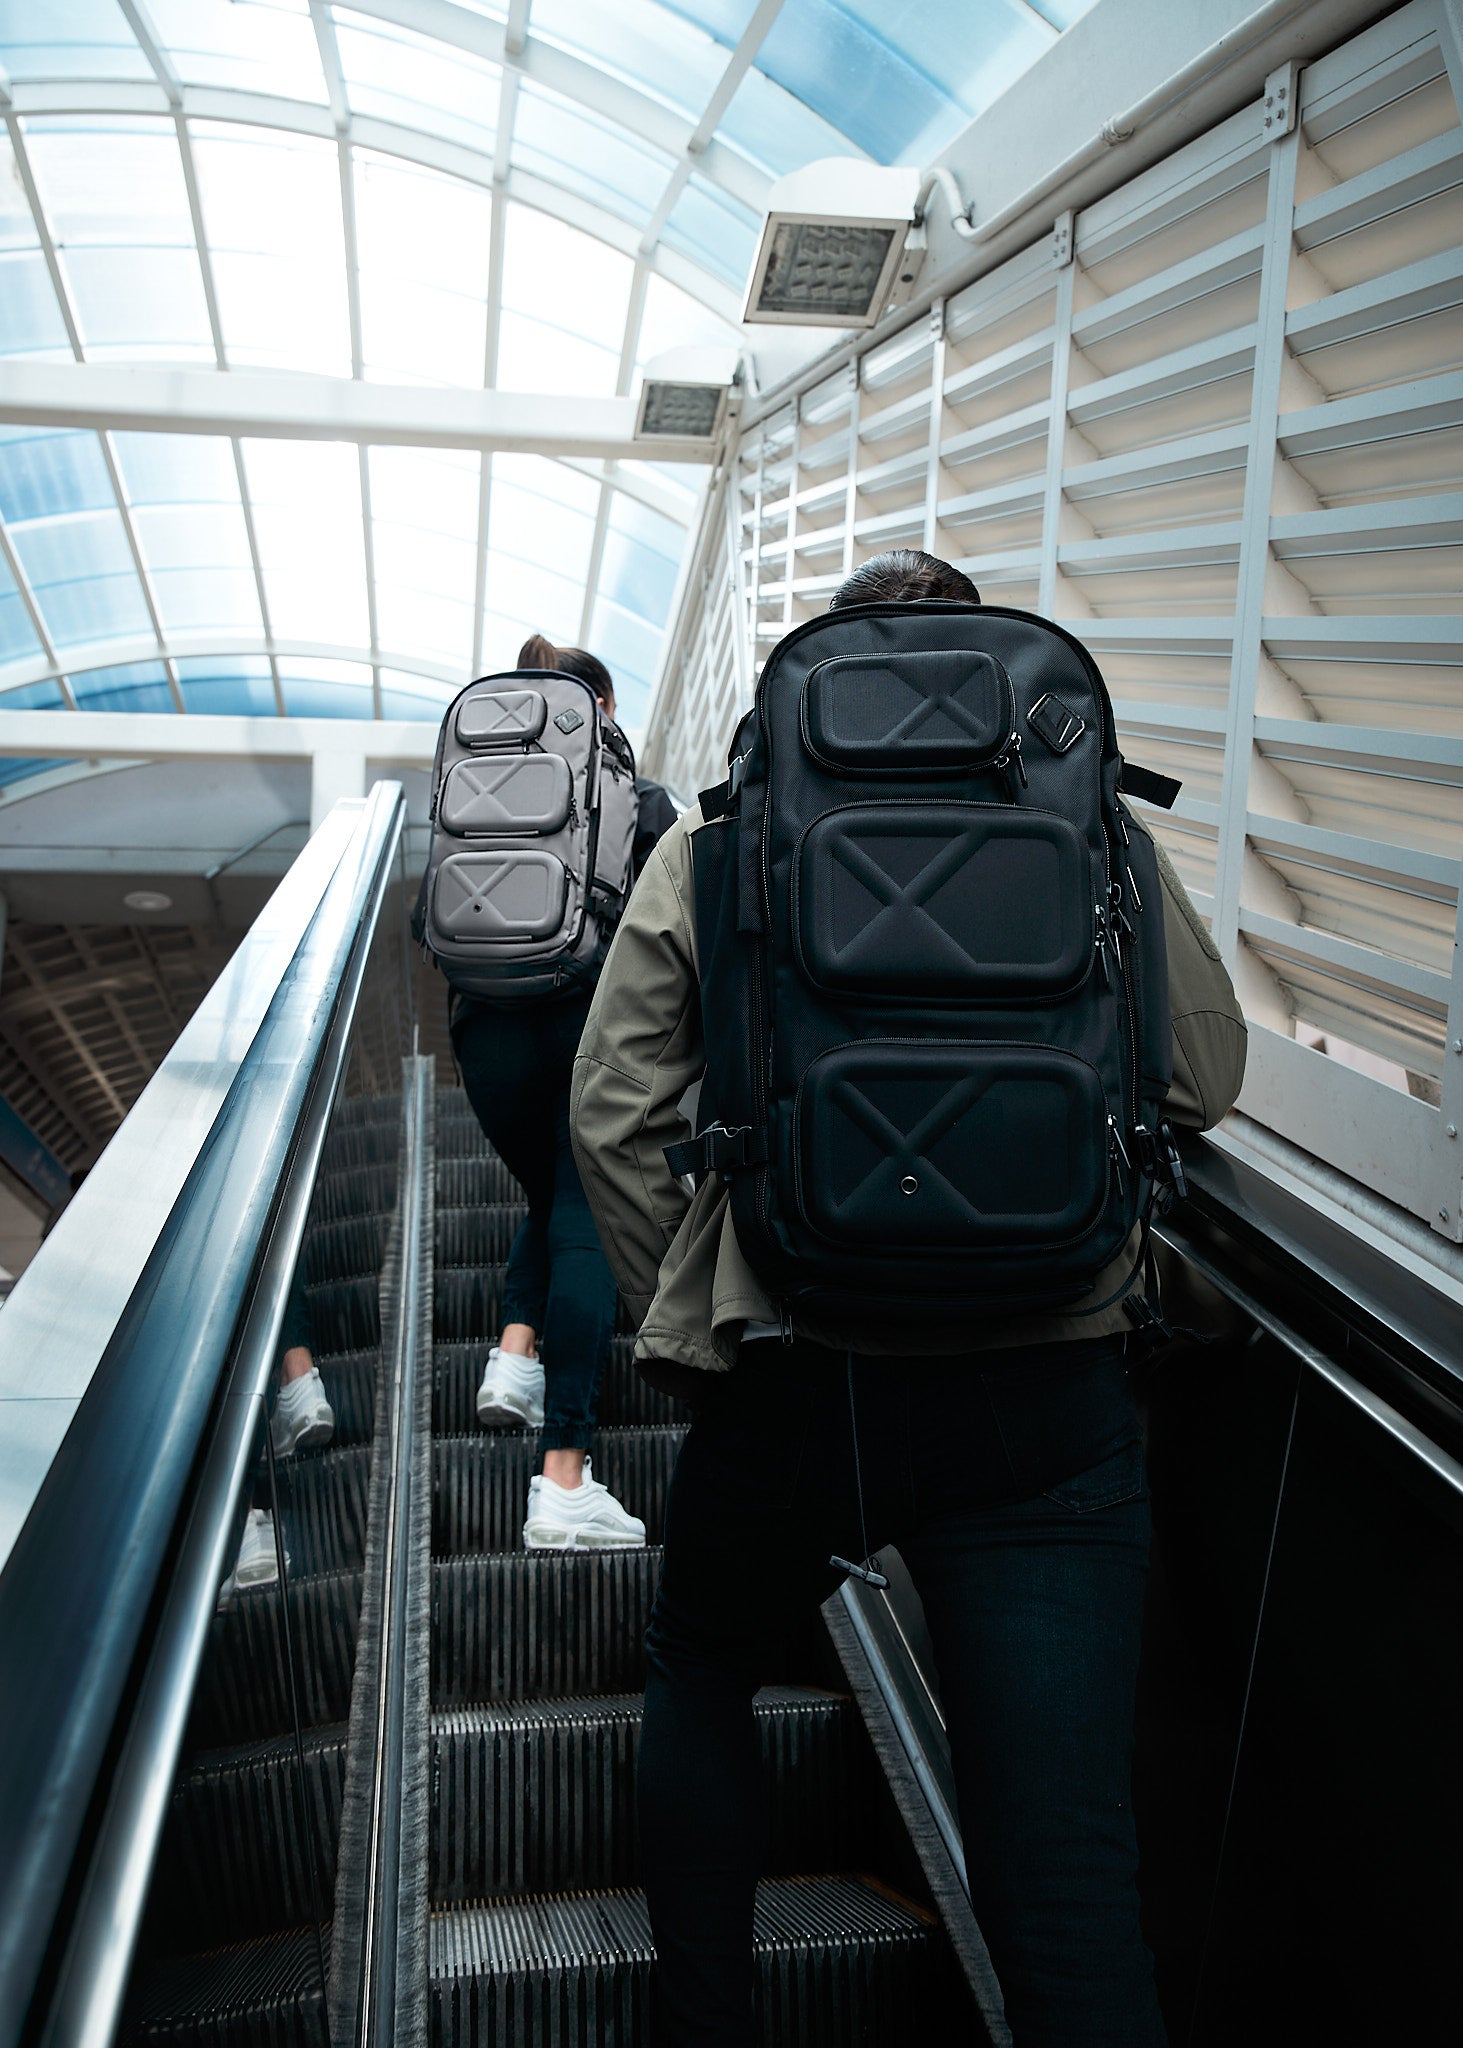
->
[0, 782, 406, 2048]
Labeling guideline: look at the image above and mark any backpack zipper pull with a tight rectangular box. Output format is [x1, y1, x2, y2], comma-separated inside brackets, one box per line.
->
[1093, 903, 1113, 986]
[1109, 879, 1135, 946]
[994, 731, 1028, 795]
[1108, 1114, 1131, 1185]
[779, 1300, 794, 1345]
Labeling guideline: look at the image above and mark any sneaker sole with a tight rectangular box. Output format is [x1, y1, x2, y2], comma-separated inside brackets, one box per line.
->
[477, 1391, 543, 1429]
[274, 1417, 334, 1458]
[521, 1522, 647, 1552]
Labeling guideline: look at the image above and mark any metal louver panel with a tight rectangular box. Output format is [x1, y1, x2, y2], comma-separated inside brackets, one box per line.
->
[643, 0, 1463, 1243]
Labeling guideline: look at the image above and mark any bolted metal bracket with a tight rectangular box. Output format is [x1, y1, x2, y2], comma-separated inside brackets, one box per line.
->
[1052, 209, 1074, 268]
[1262, 60, 1299, 141]
[928, 299, 946, 342]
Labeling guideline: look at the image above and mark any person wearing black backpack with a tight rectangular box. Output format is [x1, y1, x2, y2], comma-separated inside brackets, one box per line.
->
[570, 553, 1247, 2046]
[439, 633, 675, 1552]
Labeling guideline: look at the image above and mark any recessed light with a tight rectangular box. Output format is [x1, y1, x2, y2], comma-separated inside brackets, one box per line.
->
[123, 890, 173, 912]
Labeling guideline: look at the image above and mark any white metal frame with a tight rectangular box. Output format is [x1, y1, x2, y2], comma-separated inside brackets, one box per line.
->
[641, 0, 1463, 1243]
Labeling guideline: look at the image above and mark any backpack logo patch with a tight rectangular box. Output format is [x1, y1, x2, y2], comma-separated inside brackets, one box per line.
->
[554, 708, 585, 734]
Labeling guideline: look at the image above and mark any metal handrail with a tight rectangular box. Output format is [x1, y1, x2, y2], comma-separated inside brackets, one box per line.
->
[0, 782, 406, 2048]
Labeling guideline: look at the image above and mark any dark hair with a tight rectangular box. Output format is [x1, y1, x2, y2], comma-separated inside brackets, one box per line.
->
[830, 549, 979, 610]
[516, 632, 615, 711]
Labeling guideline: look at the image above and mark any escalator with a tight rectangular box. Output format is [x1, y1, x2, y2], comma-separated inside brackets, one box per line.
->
[426, 1087, 965, 2040]
[3, 784, 1460, 2046]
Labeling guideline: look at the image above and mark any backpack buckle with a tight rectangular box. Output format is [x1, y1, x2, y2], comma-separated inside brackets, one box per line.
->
[663, 1122, 768, 1184]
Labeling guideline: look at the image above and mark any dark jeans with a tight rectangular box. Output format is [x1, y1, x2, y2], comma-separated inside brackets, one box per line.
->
[639, 1335, 1167, 2048]
[452, 993, 618, 1452]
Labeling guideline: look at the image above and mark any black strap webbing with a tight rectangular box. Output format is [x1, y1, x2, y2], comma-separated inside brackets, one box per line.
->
[696, 750, 748, 822]
[664, 1123, 769, 1180]
[1119, 760, 1182, 809]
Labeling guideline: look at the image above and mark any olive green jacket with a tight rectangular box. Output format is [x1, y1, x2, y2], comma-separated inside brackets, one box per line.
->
[570, 802, 1247, 1388]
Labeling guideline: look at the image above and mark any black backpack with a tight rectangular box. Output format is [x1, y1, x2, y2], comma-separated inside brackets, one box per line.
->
[414, 668, 639, 1000]
[669, 602, 1182, 1329]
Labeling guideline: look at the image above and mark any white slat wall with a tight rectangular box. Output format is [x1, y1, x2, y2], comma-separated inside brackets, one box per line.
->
[642, 0, 1463, 1243]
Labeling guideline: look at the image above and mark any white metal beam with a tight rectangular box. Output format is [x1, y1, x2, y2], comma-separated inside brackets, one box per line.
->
[0, 634, 463, 699]
[638, 0, 789, 258]
[0, 710, 438, 766]
[0, 74, 748, 324]
[0, 360, 720, 463]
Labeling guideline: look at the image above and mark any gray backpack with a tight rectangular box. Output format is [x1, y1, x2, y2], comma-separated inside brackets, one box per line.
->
[415, 668, 639, 999]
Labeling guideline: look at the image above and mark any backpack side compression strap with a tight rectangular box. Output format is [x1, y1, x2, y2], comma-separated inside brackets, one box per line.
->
[697, 749, 750, 822]
[1117, 760, 1182, 808]
[664, 1122, 769, 1182]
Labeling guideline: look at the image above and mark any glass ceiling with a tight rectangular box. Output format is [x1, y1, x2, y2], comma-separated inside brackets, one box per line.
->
[0, 0, 1092, 772]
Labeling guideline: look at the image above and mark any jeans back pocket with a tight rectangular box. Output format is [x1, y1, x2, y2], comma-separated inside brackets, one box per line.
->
[1043, 1434, 1147, 1514]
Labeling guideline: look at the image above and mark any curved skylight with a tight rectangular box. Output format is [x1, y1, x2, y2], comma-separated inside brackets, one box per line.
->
[0, 0, 1093, 773]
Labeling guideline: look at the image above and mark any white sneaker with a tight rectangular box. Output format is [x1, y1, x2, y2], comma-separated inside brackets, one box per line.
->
[271, 1366, 335, 1458]
[522, 1458, 647, 1551]
[476, 1345, 546, 1428]
[218, 1508, 288, 1604]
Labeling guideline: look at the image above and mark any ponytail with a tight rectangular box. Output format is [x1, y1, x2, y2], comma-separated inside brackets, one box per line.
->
[517, 632, 560, 671]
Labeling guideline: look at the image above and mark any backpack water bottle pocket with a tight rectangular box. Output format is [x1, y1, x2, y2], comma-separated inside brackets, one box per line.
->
[439, 753, 573, 835]
[431, 849, 570, 943]
[455, 688, 547, 747]
[794, 1040, 1110, 1249]
[794, 804, 1093, 998]
[803, 649, 1016, 773]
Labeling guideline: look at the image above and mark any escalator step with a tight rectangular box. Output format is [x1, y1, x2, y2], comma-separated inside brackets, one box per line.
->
[309, 1162, 398, 1225]
[190, 1570, 362, 1750]
[123, 1924, 328, 2047]
[435, 1115, 497, 1160]
[435, 1203, 528, 1267]
[433, 1551, 662, 1704]
[332, 1093, 402, 1128]
[435, 1155, 521, 1206]
[433, 1428, 684, 1555]
[274, 1446, 371, 1576]
[430, 1875, 959, 2046]
[302, 1214, 387, 1283]
[432, 1689, 875, 1900]
[311, 1349, 377, 1444]
[433, 1339, 686, 1433]
[433, 1265, 508, 1343]
[144, 1726, 347, 1956]
[319, 1122, 399, 1173]
[304, 1275, 380, 1353]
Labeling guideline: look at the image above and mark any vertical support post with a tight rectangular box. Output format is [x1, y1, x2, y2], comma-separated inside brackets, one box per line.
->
[783, 405, 800, 635]
[842, 360, 861, 583]
[1038, 212, 1076, 620]
[922, 301, 947, 555]
[1434, 888, 1463, 1241]
[748, 430, 765, 688]
[725, 462, 752, 712]
[1210, 84, 1302, 971]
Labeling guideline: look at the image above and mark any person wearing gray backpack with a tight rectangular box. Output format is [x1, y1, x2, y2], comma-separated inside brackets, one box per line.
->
[417, 633, 674, 1550]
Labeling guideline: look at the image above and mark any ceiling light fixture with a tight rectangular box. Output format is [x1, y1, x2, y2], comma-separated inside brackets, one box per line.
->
[742, 160, 979, 329]
[634, 347, 741, 441]
[123, 889, 173, 912]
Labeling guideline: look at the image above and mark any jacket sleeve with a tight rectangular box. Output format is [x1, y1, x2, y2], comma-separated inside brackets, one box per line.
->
[1152, 833, 1248, 1130]
[571, 809, 704, 1322]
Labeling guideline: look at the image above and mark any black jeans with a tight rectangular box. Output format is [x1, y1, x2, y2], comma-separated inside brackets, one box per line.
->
[452, 993, 618, 1452]
[639, 1334, 1167, 2048]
